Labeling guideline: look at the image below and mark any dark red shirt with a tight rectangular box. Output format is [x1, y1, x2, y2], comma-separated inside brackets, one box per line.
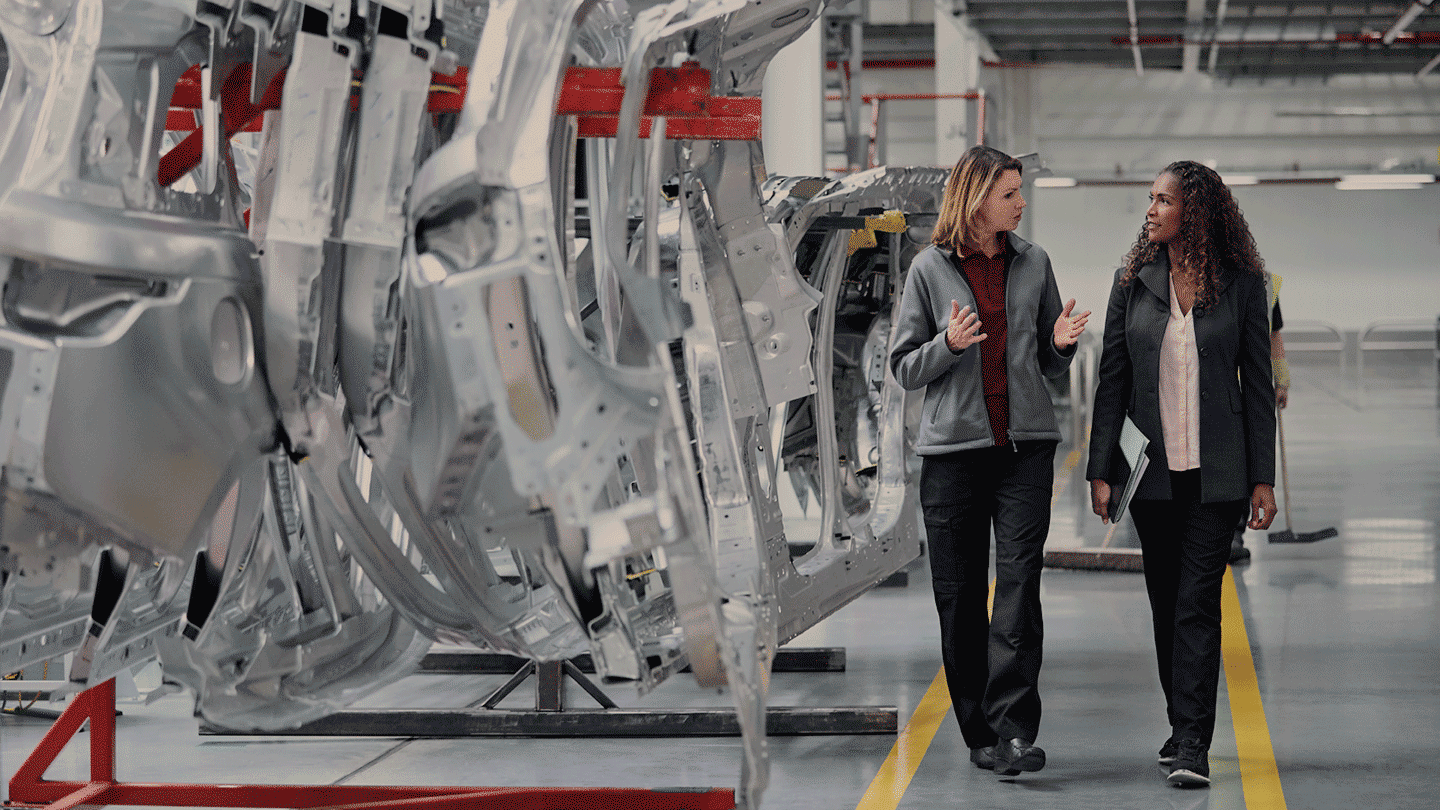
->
[954, 243, 1010, 446]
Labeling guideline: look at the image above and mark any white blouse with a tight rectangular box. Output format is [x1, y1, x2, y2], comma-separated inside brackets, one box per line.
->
[1158, 273, 1201, 471]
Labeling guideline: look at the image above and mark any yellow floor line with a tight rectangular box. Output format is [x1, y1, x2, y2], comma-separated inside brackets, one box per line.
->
[856, 580, 997, 810]
[857, 437, 1087, 810]
[1050, 440, 1086, 508]
[1221, 568, 1288, 809]
[856, 559, 1283, 809]
[853, 667, 953, 810]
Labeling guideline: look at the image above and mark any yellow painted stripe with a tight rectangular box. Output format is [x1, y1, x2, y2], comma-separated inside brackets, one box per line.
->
[856, 579, 997, 810]
[853, 667, 953, 810]
[1051, 443, 1085, 508]
[856, 432, 1086, 810]
[1221, 568, 1288, 809]
[858, 434, 1082, 810]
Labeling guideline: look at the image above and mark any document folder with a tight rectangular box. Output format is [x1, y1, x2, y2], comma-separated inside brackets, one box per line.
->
[1109, 415, 1150, 522]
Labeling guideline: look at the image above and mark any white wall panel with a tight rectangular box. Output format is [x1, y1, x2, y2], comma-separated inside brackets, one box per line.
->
[867, 0, 911, 25]
[762, 20, 824, 177]
[1030, 184, 1440, 333]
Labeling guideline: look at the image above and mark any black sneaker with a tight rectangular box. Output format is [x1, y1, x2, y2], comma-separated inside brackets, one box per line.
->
[1157, 737, 1179, 765]
[1167, 738, 1210, 787]
[969, 745, 999, 770]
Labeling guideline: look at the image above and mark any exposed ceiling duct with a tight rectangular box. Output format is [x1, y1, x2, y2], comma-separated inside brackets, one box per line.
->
[899, 0, 1440, 79]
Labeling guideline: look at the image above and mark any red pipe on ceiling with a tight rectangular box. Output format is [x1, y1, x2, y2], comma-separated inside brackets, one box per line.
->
[1111, 31, 1440, 46]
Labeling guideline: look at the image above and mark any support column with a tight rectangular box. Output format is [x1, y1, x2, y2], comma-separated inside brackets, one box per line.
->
[1001, 69, 1037, 242]
[1182, 0, 1206, 72]
[845, 16, 865, 171]
[999, 68, 1035, 158]
[762, 20, 824, 178]
[934, 10, 983, 166]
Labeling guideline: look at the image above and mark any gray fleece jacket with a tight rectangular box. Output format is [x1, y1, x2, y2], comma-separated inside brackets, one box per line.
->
[888, 233, 1075, 454]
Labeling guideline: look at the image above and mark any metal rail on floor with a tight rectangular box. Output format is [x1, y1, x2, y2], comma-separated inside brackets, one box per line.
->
[1357, 317, 1434, 383]
[6, 678, 736, 810]
[200, 649, 898, 738]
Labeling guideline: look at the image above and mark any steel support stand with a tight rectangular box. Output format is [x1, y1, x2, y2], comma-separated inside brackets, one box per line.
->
[6, 678, 734, 810]
[419, 647, 846, 676]
[201, 651, 897, 738]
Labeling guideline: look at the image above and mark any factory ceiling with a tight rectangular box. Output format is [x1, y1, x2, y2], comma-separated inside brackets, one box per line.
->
[858, 1, 1440, 82]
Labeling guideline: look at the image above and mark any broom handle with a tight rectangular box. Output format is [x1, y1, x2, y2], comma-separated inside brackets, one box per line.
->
[1278, 410, 1293, 531]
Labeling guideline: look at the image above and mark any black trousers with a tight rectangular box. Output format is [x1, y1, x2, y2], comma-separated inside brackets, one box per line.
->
[1129, 470, 1247, 746]
[919, 440, 1056, 748]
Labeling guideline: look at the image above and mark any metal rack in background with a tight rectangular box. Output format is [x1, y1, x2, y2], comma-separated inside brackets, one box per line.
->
[1357, 317, 1436, 383]
[199, 647, 898, 739]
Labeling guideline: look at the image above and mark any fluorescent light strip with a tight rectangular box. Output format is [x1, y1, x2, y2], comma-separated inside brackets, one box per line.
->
[1334, 181, 1425, 190]
[1222, 175, 1259, 186]
[1339, 173, 1435, 184]
[1033, 177, 1077, 188]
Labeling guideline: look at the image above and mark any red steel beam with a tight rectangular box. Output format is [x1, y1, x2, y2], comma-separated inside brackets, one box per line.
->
[1111, 31, 1440, 46]
[160, 64, 469, 185]
[8, 679, 735, 810]
[826, 58, 937, 70]
[556, 64, 762, 140]
[159, 57, 758, 189]
[826, 92, 982, 102]
[158, 63, 286, 186]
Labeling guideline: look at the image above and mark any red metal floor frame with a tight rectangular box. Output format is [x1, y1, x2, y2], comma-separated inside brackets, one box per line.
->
[5, 678, 734, 810]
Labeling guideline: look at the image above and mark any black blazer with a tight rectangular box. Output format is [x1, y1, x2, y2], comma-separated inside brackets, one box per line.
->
[1086, 253, 1275, 503]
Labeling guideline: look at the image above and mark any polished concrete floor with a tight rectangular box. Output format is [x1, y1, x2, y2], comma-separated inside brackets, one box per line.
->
[0, 351, 1436, 809]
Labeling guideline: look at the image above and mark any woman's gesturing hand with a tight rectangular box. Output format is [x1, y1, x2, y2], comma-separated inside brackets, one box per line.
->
[1053, 298, 1091, 350]
[945, 300, 987, 353]
[1090, 479, 1112, 524]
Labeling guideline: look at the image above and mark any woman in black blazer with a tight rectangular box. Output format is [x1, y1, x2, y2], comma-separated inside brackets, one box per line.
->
[1086, 161, 1277, 788]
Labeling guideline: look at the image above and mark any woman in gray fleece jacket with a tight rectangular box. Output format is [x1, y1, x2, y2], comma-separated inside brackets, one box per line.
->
[888, 145, 1089, 777]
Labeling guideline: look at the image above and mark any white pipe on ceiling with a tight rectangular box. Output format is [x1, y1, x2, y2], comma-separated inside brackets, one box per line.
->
[1418, 50, 1440, 76]
[1384, 0, 1434, 45]
[1125, 0, 1144, 75]
[1208, 0, 1230, 73]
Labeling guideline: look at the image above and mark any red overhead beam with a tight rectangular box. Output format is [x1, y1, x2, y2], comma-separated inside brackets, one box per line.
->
[160, 59, 759, 188]
[1111, 31, 1440, 46]
[555, 64, 762, 140]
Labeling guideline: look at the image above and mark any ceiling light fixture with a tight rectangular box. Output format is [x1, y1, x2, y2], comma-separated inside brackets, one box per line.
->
[1334, 180, 1426, 190]
[1033, 177, 1078, 188]
[1221, 175, 1259, 185]
[1339, 173, 1436, 184]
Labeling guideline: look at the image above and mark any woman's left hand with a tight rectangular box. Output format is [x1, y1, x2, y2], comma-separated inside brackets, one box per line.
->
[1248, 483, 1278, 530]
[1053, 298, 1091, 350]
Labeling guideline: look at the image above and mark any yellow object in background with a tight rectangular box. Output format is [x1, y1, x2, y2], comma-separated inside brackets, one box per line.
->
[847, 210, 908, 255]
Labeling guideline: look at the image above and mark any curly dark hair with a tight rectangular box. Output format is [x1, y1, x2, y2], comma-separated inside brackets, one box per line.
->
[1119, 161, 1264, 310]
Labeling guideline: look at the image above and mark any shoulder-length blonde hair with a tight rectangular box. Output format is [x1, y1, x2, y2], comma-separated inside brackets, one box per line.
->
[931, 145, 1023, 251]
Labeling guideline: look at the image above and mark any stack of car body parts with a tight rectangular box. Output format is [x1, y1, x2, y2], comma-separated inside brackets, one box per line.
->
[0, 0, 946, 805]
